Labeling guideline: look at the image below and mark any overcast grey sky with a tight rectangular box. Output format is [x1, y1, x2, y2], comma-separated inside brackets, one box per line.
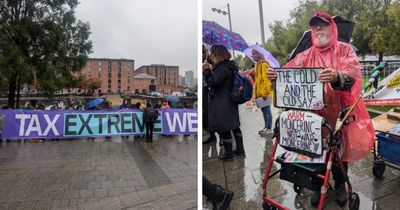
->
[203, 0, 299, 46]
[75, 0, 197, 76]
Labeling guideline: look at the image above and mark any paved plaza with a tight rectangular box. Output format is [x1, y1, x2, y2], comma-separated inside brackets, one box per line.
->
[203, 106, 400, 210]
[0, 135, 197, 210]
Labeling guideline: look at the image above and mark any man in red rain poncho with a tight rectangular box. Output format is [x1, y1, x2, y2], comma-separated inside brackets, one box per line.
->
[266, 11, 375, 207]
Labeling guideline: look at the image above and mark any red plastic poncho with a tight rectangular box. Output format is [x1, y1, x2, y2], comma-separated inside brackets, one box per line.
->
[284, 12, 375, 162]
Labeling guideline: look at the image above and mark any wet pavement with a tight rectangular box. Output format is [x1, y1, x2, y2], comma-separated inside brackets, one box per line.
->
[203, 105, 400, 210]
[0, 135, 197, 210]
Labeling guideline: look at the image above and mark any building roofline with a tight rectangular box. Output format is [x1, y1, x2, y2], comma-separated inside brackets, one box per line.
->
[88, 58, 135, 62]
[136, 65, 179, 69]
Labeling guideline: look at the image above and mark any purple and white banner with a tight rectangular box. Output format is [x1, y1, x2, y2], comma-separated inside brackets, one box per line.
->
[0, 109, 197, 139]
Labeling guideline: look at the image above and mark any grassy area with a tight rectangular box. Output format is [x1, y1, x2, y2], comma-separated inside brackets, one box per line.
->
[367, 106, 397, 112]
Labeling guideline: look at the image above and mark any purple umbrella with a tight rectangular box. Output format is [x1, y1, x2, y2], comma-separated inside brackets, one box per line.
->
[203, 20, 248, 52]
[244, 44, 280, 68]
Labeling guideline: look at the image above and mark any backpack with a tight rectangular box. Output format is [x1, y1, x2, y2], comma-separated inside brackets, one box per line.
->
[228, 71, 253, 104]
[147, 109, 159, 121]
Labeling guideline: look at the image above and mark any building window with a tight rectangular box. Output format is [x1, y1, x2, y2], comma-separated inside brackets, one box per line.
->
[108, 79, 111, 84]
[98, 73, 101, 78]
[98, 62, 102, 66]
[118, 73, 121, 78]
[108, 73, 111, 78]
[108, 67, 111, 72]
[151, 80, 155, 85]
[127, 86, 130, 90]
[118, 80, 121, 84]
[108, 90, 111, 93]
[108, 61, 111, 66]
[108, 84, 111, 89]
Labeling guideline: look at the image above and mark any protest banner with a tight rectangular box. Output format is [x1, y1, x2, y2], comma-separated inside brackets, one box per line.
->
[0, 109, 197, 139]
[279, 110, 324, 157]
[274, 68, 324, 110]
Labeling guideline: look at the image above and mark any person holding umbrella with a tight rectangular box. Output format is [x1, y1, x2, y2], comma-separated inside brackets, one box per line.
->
[266, 11, 374, 207]
[244, 45, 279, 136]
[203, 45, 245, 161]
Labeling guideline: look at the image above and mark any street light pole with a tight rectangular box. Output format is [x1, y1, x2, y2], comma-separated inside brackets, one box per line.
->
[211, 3, 235, 59]
[226, 3, 235, 58]
[258, 0, 265, 45]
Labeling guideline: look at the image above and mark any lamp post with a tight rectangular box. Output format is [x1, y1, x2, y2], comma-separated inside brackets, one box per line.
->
[211, 3, 235, 58]
[258, 0, 265, 45]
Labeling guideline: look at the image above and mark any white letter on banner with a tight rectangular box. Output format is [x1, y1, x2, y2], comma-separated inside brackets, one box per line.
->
[165, 112, 186, 132]
[15, 114, 31, 136]
[187, 113, 197, 132]
[43, 114, 60, 136]
[25, 114, 42, 136]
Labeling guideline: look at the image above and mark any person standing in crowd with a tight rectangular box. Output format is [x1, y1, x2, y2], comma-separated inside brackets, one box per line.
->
[120, 99, 129, 109]
[104, 100, 113, 140]
[203, 45, 245, 161]
[154, 100, 162, 109]
[202, 44, 217, 144]
[252, 49, 274, 136]
[266, 11, 375, 207]
[120, 99, 130, 139]
[142, 100, 158, 142]
[203, 176, 234, 210]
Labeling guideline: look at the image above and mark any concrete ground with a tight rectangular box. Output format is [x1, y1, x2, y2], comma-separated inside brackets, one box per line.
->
[0, 135, 197, 210]
[203, 105, 400, 210]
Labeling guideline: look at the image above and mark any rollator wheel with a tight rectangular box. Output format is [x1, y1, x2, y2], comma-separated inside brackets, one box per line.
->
[293, 184, 303, 194]
[262, 202, 277, 210]
[372, 160, 385, 178]
[349, 192, 360, 210]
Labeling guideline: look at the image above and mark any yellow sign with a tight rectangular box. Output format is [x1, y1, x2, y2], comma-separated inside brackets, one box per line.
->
[386, 75, 400, 88]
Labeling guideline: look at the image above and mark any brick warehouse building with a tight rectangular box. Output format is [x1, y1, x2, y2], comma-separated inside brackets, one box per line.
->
[135, 64, 181, 94]
[80, 58, 135, 94]
[78, 59, 182, 94]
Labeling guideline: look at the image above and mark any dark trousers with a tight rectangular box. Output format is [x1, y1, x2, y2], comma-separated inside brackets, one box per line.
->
[331, 161, 348, 187]
[317, 160, 348, 190]
[218, 127, 242, 143]
[203, 86, 210, 130]
[145, 121, 154, 140]
[203, 176, 216, 198]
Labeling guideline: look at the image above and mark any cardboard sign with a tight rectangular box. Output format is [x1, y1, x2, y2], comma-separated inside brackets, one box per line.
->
[279, 110, 324, 157]
[274, 68, 324, 110]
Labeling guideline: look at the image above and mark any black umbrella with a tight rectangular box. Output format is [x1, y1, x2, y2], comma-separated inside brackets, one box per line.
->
[288, 16, 355, 61]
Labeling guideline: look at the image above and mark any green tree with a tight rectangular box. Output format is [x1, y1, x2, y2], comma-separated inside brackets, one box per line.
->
[235, 54, 254, 70]
[265, 0, 400, 65]
[0, 0, 92, 108]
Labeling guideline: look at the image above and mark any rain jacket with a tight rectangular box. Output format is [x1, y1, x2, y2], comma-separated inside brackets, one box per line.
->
[285, 12, 375, 162]
[254, 61, 273, 98]
[203, 60, 240, 132]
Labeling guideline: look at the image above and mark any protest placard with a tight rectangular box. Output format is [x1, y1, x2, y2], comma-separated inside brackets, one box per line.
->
[279, 110, 324, 157]
[274, 68, 324, 110]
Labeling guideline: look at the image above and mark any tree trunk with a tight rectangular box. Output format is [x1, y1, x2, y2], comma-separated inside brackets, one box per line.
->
[378, 52, 383, 65]
[7, 75, 17, 108]
[16, 76, 20, 108]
